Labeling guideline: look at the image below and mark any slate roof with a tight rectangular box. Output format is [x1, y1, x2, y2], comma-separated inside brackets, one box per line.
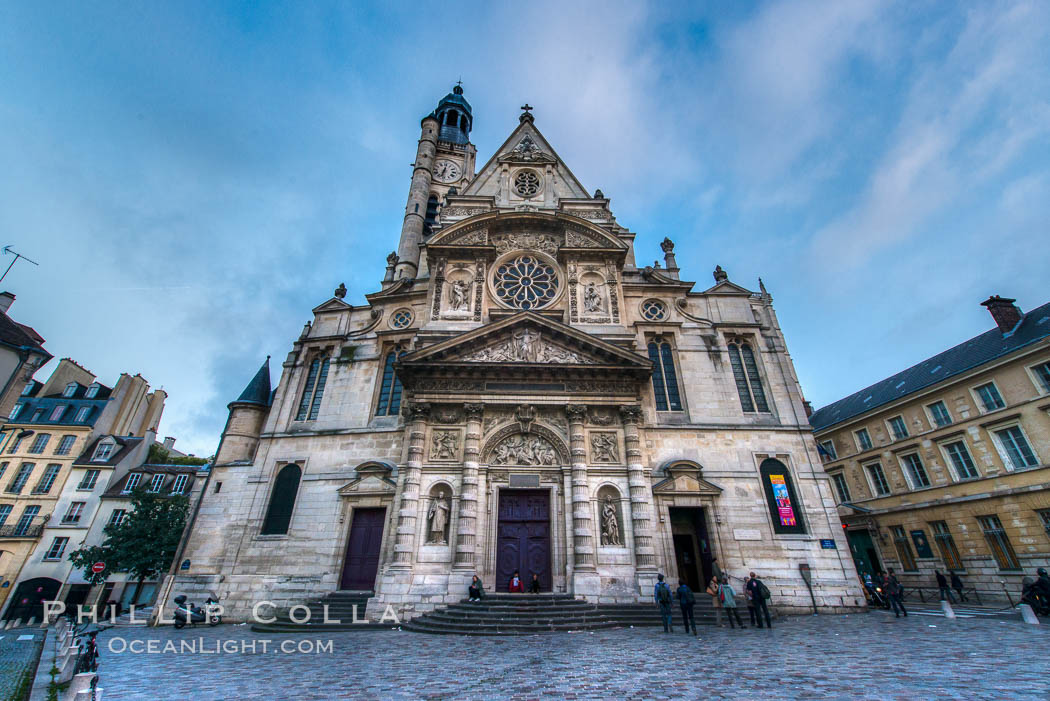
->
[233, 356, 272, 406]
[0, 308, 48, 356]
[809, 300, 1050, 432]
[73, 436, 144, 467]
[102, 464, 198, 498]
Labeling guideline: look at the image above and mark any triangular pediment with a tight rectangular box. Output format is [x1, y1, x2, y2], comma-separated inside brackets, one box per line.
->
[461, 117, 591, 203]
[702, 280, 753, 296]
[652, 474, 724, 496]
[652, 460, 723, 496]
[399, 312, 650, 372]
[312, 297, 353, 313]
[338, 461, 397, 497]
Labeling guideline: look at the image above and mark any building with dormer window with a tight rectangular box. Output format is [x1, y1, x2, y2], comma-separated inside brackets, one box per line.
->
[0, 358, 166, 617]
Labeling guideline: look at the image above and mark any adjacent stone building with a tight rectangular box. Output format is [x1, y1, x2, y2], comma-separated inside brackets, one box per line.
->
[172, 86, 861, 621]
[811, 296, 1050, 599]
[0, 359, 166, 617]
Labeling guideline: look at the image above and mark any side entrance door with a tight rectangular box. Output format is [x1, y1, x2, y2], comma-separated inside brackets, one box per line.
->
[495, 490, 551, 592]
[340, 507, 386, 591]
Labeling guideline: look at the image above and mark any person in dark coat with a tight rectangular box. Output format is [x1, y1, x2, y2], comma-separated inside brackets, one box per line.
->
[884, 569, 907, 618]
[676, 581, 696, 635]
[745, 572, 772, 629]
[935, 570, 955, 603]
[654, 574, 674, 633]
[950, 572, 967, 602]
[528, 573, 541, 594]
[469, 575, 485, 602]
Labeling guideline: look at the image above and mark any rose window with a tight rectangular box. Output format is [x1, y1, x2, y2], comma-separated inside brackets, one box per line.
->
[514, 170, 541, 197]
[641, 299, 668, 321]
[390, 309, 413, 329]
[494, 255, 559, 310]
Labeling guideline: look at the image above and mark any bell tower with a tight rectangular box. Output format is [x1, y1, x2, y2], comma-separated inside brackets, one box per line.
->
[394, 84, 476, 280]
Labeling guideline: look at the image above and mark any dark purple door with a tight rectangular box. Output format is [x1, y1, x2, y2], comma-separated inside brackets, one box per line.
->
[496, 490, 551, 592]
[340, 508, 386, 590]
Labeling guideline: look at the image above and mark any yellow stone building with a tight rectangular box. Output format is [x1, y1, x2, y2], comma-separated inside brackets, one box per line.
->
[811, 296, 1050, 601]
[0, 358, 165, 616]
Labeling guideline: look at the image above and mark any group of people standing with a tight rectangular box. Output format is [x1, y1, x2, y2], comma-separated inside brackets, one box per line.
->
[654, 564, 773, 634]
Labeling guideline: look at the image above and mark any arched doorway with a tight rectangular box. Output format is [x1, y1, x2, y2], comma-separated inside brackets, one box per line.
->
[4, 577, 61, 622]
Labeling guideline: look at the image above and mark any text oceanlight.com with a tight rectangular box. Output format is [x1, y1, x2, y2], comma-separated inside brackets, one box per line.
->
[107, 638, 334, 655]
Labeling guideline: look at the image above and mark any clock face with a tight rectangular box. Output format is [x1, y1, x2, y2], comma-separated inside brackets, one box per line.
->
[433, 159, 461, 183]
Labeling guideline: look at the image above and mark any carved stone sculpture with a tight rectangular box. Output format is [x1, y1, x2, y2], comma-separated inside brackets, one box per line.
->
[591, 433, 619, 463]
[601, 495, 621, 546]
[460, 330, 587, 364]
[431, 431, 458, 460]
[449, 279, 471, 311]
[583, 282, 602, 313]
[427, 491, 451, 544]
[491, 435, 558, 466]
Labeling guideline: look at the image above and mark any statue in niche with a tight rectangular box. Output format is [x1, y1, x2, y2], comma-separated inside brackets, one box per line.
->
[601, 495, 621, 546]
[449, 279, 471, 311]
[427, 490, 451, 544]
[431, 431, 457, 460]
[583, 282, 602, 313]
[591, 433, 618, 463]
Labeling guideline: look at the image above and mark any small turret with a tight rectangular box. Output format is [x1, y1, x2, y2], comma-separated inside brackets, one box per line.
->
[435, 84, 473, 145]
[216, 357, 273, 465]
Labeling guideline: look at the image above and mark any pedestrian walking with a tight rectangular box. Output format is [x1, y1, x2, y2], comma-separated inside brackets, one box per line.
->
[718, 578, 745, 628]
[744, 577, 758, 626]
[654, 574, 674, 633]
[676, 580, 697, 635]
[950, 572, 967, 603]
[935, 570, 955, 603]
[706, 575, 724, 627]
[884, 569, 907, 618]
[745, 571, 772, 629]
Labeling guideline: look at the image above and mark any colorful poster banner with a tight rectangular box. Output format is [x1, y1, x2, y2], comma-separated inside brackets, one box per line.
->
[769, 474, 796, 527]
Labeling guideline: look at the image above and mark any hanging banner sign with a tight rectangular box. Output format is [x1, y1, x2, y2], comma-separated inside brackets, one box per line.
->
[769, 474, 797, 527]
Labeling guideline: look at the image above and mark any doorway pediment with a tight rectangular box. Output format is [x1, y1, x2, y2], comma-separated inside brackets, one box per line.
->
[652, 461, 723, 497]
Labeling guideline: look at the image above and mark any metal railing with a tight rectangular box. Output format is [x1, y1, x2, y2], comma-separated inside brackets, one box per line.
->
[0, 514, 51, 538]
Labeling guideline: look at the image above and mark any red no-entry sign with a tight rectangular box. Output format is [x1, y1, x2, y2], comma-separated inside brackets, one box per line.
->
[91, 562, 105, 574]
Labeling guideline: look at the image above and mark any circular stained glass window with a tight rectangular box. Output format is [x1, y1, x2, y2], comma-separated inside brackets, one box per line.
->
[514, 170, 541, 197]
[493, 254, 559, 311]
[390, 309, 413, 329]
[641, 299, 668, 321]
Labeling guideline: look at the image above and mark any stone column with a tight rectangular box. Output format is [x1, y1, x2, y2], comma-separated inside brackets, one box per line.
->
[566, 405, 596, 571]
[620, 405, 657, 572]
[454, 403, 484, 569]
[391, 402, 430, 568]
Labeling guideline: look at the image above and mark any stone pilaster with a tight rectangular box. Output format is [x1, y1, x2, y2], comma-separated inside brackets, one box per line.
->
[391, 401, 430, 568]
[567, 405, 596, 571]
[620, 405, 657, 572]
[454, 403, 484, 569]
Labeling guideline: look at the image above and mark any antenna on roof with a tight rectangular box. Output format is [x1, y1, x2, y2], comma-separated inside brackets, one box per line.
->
[0, 246, 40, 284]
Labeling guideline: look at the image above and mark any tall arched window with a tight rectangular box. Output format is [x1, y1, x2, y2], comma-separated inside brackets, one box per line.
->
[423, 194, 439, 236]
[375, 346, 407, 416]
[295, 356, 330, 421]
[647, 340, 682, 412]
[759, 458, 805, 535]
[728, 340, 769, 413]
[261, 463, 301, 535]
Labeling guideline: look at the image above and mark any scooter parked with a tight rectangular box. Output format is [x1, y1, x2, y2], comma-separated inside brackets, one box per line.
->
[172, 595, 222, 629]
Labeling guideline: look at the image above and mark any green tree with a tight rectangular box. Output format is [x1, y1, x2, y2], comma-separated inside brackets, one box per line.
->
[68, 487, 190, 602]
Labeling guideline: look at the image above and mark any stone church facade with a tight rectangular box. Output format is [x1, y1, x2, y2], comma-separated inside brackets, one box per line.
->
[172, 86, 863, 620]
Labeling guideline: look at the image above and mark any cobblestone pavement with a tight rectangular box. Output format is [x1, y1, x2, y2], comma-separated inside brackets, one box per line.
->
[91, 610, 1049, 700]
[0, 628, 45, 700]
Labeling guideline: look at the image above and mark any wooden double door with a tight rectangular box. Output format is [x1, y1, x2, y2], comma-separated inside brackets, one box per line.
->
[495, 490, 551, 592]
[340, 507, 386, 591]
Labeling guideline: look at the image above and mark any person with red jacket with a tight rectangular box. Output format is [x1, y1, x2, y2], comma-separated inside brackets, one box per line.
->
[508, 570, 524, 593]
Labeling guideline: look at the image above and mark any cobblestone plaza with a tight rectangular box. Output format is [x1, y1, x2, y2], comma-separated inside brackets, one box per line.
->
[86, 611, 1048, 700]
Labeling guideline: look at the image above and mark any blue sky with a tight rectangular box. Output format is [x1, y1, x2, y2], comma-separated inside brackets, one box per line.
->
[2, 1, 1048, 455]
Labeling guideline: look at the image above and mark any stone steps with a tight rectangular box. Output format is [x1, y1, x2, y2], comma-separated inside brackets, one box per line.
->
[402, 594, 719, 635]
[251, 590, 385, 633]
